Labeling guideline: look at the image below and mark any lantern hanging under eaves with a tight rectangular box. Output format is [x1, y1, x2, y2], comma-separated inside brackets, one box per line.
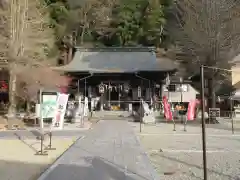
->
[137, 86, 141, 98]
[109, 85, 113, 92]
[124, 83, 130, 93]
[99, 83, 104, 94]
[88, 86, 92, 97]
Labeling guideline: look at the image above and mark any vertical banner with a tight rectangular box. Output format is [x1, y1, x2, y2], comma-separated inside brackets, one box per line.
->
[163, 96, 173, 121]
[91, 98, 94, 112]
[129, 103, 133, 113]
[187, 99, 197, 121]
[78, 96, 82, 116]
[75, 96, 83, 123]
[83, 97, 88, 117]
[51, 93, 69, 130]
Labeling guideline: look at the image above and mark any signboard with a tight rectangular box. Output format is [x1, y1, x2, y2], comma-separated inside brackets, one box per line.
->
[41, 92, 58, 119]
[209, 108, 220, 119]
[51, 93, 69, 130]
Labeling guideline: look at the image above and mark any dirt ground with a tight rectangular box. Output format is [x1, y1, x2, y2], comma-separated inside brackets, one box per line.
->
[132, 122, 240, 180]
[0, 137, 78, 180]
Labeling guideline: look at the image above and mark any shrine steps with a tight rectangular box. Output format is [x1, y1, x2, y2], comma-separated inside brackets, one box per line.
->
[90, 111, 133, 121]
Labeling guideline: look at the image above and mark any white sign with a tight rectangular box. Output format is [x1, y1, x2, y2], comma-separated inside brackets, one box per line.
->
[91, 98, 94, 111]
[51, 93, 69, 130]
[75, 96, 83, 123]
[78, 96, 83, 116]
[35, 104, 40, 118]
[42, 94, 58, 118]
[83, 97, 88, 117]
[129, 103, 133, 112]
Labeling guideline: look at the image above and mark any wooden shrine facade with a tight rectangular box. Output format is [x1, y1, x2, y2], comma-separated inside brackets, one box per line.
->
[53, 47, 178, 111]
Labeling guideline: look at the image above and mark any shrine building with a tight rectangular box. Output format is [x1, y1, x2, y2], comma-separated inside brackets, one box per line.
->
[53, 47, 180, 111]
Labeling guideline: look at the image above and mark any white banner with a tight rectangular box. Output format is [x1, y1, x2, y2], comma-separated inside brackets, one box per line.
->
[75, 96, 83, 123]
[51, 93, 69, 130]
[78, 96, 83, 116]
[83, 97, 88, 117]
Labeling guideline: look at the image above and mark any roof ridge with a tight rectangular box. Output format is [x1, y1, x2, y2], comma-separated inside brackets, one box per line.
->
[75, 47, 156, 52]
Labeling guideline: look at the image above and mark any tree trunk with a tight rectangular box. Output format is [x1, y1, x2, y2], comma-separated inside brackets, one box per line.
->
[207, 77, 218, 123]
[26, 100, 31, 115]
[208, 78, 216, 109]
[67, 46, 72, 64]
[8, 68, 17, 118]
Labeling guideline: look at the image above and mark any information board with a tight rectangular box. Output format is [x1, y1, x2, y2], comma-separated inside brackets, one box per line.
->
[41, 92, 58, 119]
[209, 108, 220, 119]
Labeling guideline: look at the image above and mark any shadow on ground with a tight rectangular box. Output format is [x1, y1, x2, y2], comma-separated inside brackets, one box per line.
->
[151, 153, 240, 180]
[141, 120, 240, 132]
[40, 157, 147, 180]
[0, 159, 48, 180]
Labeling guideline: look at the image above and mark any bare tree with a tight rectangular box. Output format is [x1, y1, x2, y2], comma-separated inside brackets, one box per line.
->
[170, 0, 240, 107]
[67, 0, 118, 46]
[6, 0, 67, 116]
[91, 0, 118, 36]
[0, 0, 9, 65]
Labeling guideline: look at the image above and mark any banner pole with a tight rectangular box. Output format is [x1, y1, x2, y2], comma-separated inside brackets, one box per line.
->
[230, 96, 234, 134]
[184, 116, 187, 131]
[45, 131, 56, 150]
[173, 118, 176, 131]
[200, 65, 208, 180]
[140, 99, 142, 133]
[35, 134, 48, 156]
[39, 88, 43, 131]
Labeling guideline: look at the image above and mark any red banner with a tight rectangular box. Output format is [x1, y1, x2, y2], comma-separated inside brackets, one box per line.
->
[187, 100, 198, 121]
[163, 96, 173, 121]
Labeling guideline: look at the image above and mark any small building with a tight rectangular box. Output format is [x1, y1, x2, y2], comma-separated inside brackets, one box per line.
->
[53, 47, 178, 111]
[162, 78, 199, 103]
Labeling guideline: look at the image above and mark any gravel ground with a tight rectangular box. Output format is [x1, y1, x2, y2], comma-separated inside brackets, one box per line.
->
[0, 137, 78, 180]
[131, 122, 240, 180]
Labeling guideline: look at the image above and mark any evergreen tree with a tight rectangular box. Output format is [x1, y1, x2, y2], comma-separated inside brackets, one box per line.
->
[140, 0, 166, 47]
[105, 0, 167, 47]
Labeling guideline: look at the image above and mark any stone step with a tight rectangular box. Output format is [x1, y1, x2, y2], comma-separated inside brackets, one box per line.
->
[92, 111, 131, 117]
[90, 111, 133, 121]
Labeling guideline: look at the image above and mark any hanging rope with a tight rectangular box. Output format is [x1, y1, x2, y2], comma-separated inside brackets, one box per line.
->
[202, 65, 237, 72]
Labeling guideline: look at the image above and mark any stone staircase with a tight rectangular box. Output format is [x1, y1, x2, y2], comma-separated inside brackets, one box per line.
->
[90, 111, 133, 121]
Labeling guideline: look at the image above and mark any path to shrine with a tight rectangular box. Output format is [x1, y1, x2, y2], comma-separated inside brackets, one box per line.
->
[37, 120, 159, 180]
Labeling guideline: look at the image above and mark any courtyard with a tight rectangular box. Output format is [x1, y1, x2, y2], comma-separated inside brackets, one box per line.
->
[0, 137, 78, 180]
[132, 122, 240, 180]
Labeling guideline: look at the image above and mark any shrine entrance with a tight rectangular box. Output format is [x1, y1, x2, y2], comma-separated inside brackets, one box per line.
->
[101, 81, 130, 111]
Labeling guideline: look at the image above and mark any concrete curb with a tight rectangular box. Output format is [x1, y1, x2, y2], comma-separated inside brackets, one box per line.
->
[37, 135, 85, 180]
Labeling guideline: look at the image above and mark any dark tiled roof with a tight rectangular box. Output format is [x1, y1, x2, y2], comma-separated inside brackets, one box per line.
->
[53, 47, 177, 73]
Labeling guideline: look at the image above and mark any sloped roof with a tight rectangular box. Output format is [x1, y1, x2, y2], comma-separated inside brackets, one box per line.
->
[53, 47, 177, 73]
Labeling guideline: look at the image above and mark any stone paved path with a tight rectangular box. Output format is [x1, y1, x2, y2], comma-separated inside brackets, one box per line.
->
[37, 120, 159, 180]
